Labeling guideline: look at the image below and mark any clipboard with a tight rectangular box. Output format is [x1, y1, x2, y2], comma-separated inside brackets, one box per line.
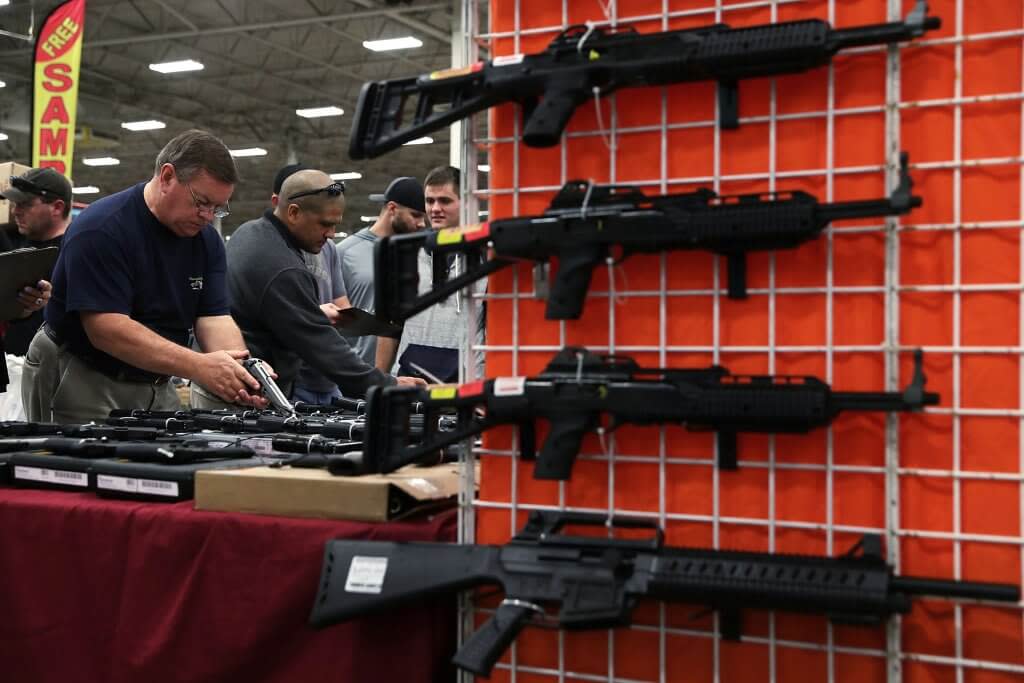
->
[0, 247, 59, 321]
[334, 307, 402, 338]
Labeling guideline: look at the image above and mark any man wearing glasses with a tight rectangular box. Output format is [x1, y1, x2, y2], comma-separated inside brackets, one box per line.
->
[225, 168, 423, 400]
[23, 129, 268, 423]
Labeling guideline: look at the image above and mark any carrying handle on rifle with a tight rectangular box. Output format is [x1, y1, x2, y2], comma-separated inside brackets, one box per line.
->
[534, 413, 591, 480]
[452, 601, 539, 677]
[545, 245, 603, 320]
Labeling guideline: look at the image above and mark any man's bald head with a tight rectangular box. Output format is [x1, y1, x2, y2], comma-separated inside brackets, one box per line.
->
[276, 169, 345, 218]
[275, 168, 345, 254]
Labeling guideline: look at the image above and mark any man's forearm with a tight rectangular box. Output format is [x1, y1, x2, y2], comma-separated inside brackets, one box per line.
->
[375, 336, 398, 372]
[194, 314, 247, 353]
[81, 312, 202, 379]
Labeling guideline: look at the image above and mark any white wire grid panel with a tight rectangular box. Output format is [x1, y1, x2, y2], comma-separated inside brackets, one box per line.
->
[454, 0, 1024, 681]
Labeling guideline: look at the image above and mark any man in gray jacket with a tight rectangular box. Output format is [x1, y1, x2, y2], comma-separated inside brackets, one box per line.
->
[224, 169, 424, 399]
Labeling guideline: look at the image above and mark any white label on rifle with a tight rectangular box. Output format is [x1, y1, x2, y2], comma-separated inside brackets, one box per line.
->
[494, 376, 526, 397]
[346, 556, 388, 594]
[14, 465, 89, 487]
[138, 479, 179, 497]
[492, 54, 524, 67]
[97, 475, 139, 493]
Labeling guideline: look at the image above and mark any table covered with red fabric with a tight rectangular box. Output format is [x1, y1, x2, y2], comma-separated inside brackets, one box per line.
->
[0, 488, 457, 683]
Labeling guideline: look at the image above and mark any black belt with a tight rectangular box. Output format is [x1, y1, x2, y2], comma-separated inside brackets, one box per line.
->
[43, 323, 171, 385]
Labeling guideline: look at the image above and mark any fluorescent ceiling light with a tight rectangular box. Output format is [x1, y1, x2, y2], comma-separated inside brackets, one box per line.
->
[83, 156, 120, 166]
[363, 36, 422, 52]
[0, 80, 6, 88]
[403, 136, 433, 146]
[0, 1, 9, 6]
[121, 119, 166, 132]
[72, 186, 100, 194]
[360, 216, 377, 222]
[330, 171, 362, 181]
[296, 106, 344, 118]
[229, 147, 267, 158]
[0, 133, 7, 142]
[149, 59, 204, 74]
[478, 164, 490, 172]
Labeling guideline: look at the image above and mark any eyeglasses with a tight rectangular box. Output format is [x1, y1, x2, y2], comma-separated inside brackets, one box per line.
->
[185, 182, 230, 219]
[287, 181, 345, 202]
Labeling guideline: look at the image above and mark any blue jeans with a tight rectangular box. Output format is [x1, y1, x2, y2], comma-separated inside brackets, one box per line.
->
[292, 384, 342, 406]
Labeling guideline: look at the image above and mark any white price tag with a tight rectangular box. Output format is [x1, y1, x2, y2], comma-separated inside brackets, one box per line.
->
[492, 54, 524, 67]
[14, 466, 88, 488]
[97, 475, 139, 493]
[345, 556, 389, 594]
[494, 376, 526, 397]
[138, 479, 179, 497]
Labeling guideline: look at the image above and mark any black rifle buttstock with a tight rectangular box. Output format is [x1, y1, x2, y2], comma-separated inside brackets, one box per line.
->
[309, 540, 499, 627]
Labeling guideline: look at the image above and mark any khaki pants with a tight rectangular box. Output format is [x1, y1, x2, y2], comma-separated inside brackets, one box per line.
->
[22, 327, 181, 424]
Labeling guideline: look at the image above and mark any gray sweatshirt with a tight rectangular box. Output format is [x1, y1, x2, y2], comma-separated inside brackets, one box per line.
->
[226, 210, 395, 397]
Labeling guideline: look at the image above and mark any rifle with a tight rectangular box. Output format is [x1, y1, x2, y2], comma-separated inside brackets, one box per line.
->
[349, 2, 939, 158]
[310, 510, 1019, 678]
[376, 153, 920, 321]
[363, 346, 938, 478]
[0, 437, 253, 463]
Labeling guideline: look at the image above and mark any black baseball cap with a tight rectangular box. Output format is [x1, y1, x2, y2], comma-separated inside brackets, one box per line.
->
[1, 167, 72, 205]
[273, 163, 310, 195]
[369, 176, 425, 213]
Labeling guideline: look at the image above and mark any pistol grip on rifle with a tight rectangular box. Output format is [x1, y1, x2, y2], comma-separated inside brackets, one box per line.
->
[534, 413, 590, 480]
[545, 246, 603, 320]
[452, 601, 535, 677]
[522, 87, 588, 147]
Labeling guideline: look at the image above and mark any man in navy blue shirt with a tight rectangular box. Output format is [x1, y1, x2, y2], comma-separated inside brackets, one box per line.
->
[22, 129, 268, 423]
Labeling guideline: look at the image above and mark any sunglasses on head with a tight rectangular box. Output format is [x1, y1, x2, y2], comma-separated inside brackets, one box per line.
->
[11, 175, 58, 200]
[287, 181, 345, 201]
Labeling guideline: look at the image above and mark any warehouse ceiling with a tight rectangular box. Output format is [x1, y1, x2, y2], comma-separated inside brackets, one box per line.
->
[0, 0, 461, 235]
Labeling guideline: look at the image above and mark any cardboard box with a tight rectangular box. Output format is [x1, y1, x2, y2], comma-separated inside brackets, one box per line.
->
[0, 161, 32, 225]
[194, 462, 465, 522]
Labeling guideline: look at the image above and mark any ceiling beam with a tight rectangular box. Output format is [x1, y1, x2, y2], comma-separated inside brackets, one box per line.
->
[0, 3, 448, 57]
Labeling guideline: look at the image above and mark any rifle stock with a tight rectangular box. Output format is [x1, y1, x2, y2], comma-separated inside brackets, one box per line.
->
[309, 541, 501, 626]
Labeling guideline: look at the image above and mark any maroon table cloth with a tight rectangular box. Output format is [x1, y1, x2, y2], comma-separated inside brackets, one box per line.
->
[0, 488, 457, 683]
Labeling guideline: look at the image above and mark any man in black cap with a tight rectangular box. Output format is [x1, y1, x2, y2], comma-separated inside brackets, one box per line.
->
[1, 167, 72, 355]
[336, 176, 426, 365]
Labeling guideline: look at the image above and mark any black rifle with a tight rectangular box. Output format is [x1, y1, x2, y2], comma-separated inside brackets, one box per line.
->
[363, 346, 938, 478]
[349, 2, 939, 158]
[377, 154, 920, 321]
[0, 437, 252, 463]
[310, 510, 1019, 677]
[0, 421, 64, 437]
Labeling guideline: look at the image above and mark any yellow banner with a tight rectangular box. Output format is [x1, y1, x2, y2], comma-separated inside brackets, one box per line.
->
[32, 0, 86, 180]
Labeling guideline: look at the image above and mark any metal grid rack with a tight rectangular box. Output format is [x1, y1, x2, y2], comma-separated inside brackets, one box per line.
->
[455, 0, 1024, 680]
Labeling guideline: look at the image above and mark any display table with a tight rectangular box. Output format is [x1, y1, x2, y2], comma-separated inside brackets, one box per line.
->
[0, 488, 457, 683]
